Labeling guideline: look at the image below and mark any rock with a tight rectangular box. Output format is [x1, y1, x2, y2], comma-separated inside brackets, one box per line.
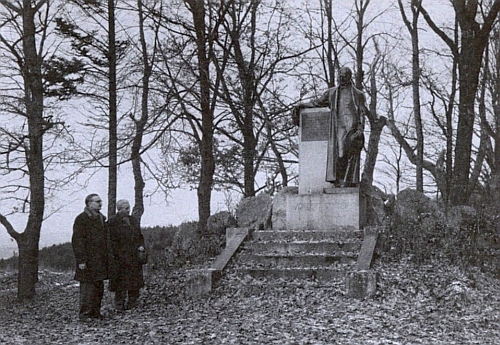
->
[437, 281, 472, 308]
[207, 211, 237, 236]
[171, 221, 199, 259]
[363, 185, 395, 226]
[394, 188, 443, 224]
[236, 193, 273, 230]
[446, 206, 477, 231]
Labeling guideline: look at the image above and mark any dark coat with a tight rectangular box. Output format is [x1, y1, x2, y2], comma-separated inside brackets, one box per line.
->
[72, 209, 109, 282]
[108, 214, 145, 292]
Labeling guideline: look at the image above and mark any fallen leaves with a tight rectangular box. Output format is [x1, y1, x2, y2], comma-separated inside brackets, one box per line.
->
[1, 259, 500, 344]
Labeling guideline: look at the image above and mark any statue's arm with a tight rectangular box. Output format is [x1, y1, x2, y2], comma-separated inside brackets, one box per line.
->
[292, 89, 330, 126]
[308, 89, 330, 108]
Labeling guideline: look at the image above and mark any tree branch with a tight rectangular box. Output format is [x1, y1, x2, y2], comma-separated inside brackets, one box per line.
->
[0, 213, 21, 241]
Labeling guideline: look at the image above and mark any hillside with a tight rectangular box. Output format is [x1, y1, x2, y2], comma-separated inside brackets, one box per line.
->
[1, 259, 500, 344]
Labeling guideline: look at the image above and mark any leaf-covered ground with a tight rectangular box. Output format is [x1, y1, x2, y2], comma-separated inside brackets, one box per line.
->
[1, 260, 500, 344]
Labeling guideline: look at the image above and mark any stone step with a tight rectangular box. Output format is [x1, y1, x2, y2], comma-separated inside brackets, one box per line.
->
[242, 241, 362, 255]
[236, 267, 351, 282]
[236, 253, 357, 268]
[215, 272, 347, 297]
[226, 228, 364, 285]
[252, 229, 363, 242]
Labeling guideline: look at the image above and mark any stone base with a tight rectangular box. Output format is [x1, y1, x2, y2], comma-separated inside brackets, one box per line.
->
[279, 188, 365, 230]
[185, 269, 220, 296]
[346, 270, 378, 299]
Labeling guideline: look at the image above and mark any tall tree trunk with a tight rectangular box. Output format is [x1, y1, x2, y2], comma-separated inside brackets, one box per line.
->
[361, 57, 386, 192]
[323, 0, 336, 87]
[19, 0, 46, 300]
[242, 126, 256, 197]
[131, 0, 155, 222]
[398, 0, 424, 191]
[493, 29, 500, 206]
[353, 0, 386, 192]
[108, 0, 118, 217]
[452, 47, 481, 205]
[186, 0, 215, 232]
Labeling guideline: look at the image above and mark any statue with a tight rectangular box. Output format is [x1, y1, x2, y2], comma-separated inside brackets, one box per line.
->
[293, 67, 369, 187]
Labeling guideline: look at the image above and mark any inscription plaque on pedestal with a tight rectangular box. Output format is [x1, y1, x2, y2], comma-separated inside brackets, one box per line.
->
[301, 112, 329, 142]
[298, 108, 331, 194]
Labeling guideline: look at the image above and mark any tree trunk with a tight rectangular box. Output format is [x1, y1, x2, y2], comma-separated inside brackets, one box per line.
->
[398, 0, 424, 191]
[186, 0, 215, 232]
[17, 233, 39, 299]
[410, 1, 424, 192]
[242, 118, 256, 197]
[361, 56, 386, 192]
[324, 0, 336, 88]
[131, 0, 155, 223]
[493, 29, 500, 213]
[452, 56, 480, 205]
[18, 0, 46, 300]
[108, 0, 118, 217]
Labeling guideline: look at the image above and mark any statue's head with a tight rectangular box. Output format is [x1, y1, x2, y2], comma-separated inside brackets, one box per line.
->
[339, 67, 352, 86]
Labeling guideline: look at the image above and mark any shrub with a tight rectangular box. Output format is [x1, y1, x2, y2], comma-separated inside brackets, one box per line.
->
[0, 256, 17, 270]
[142, 225, 178, 270]
[39, 243, 75, 271]
[377, 190, 500, 275]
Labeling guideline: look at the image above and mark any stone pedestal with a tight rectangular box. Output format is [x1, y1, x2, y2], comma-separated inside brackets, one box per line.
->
[282, 107, 365, 230]
[284, 187, 365, 230]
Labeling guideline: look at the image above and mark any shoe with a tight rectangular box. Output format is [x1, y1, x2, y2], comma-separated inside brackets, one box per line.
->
[90, 313, 104, 320]
[79, 316, 92, 323]
[125, 302, 137, 310]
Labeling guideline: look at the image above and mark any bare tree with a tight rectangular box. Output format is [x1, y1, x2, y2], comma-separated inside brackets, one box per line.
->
[480, 29, 500, 204]
[0, 0, 50, 300]
[123, 0, 180, 221]
[418, 0, 500, 205]
[181, 0, 226, 231]
[107, 0, 118, 216]
[398, 0, 424, 192]
[55, 0, 131, 217]
[213, 0, 303, 197]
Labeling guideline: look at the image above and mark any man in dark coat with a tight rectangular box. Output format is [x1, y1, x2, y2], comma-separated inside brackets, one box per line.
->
[72, 193, 109, 321]
[293, 66, 369, 186]
[108, 199, 145, 311]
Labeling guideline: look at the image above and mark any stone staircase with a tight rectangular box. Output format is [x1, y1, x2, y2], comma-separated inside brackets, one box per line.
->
[185, 189, 379, 297]
[227, 228, 364, 285]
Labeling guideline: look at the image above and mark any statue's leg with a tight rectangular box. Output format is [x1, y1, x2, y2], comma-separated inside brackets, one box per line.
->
[336, 155, 348, 184]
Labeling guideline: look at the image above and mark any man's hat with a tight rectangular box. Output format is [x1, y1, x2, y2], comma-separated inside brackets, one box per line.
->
[345, 128, 364, 156]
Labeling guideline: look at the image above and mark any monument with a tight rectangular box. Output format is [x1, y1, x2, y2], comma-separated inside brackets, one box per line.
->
[282, 67, 368, 230]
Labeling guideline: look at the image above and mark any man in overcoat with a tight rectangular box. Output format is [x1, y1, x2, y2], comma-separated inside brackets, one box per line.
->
[72, 193, 109, 321]
[293, 66, 369, 186]
[108, 199, 145, 311]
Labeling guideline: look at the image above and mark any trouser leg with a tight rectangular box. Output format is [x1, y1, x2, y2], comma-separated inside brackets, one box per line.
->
[126, 289, 140, 309]
[115, 290, 126, 311]
[79, 282, 93, 320]
[90, 281, 104, 318]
